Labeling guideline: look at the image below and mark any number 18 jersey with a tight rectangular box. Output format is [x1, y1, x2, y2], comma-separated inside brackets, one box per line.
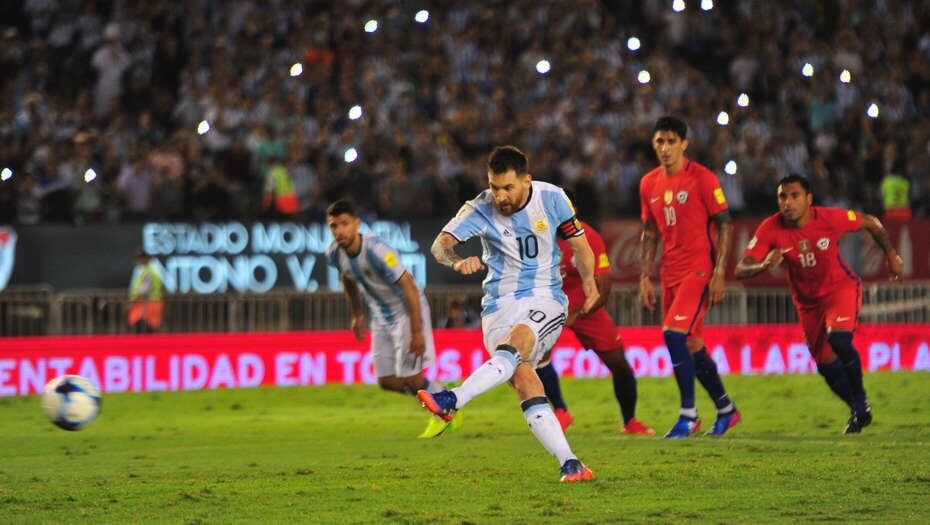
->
[442, 180, 583, 316]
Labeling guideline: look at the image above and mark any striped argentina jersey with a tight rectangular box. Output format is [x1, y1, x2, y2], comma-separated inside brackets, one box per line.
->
[442, 180, 584, 315]
[326, 234, 421, 326]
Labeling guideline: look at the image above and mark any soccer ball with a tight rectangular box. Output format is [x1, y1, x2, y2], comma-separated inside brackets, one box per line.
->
[42, 375, 101, 431]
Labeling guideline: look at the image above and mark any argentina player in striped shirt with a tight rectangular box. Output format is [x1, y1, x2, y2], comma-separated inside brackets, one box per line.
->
[326, 199, 455, 439]
[418, 145, 599, 482]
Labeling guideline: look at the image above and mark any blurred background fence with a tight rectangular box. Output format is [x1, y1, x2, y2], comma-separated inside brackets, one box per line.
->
[2, 282, 928, 337]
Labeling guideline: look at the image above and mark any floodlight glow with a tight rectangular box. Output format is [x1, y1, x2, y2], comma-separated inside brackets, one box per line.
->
[802, 63, 814, 77]
[348, 105, 363, 120]
[867, 103, 879, 118]
[83, 168, 97, 183]
[364, 19, 378, 33]
[627, 37, 641, 51]
[724, 160, 737, 175]
[197, 120, 210, 135]
[840, 69, 851, 83]
[637, 70, 651, 84]
[673, 0, 686, 12]
[716, 111, 730, 126]
[290, 63, 303, 77]
[0, 168, 12, 181]
[536, 59, 551, 74]
[737, 93, 750, 107]
[344, 147, 359, 163]
[415, 10, 429, 23]
[701, 0, 714, 10]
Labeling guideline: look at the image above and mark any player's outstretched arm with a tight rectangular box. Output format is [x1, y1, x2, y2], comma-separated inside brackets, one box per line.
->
[709, 212, 733, 305]
[342, 275, 366, 341]
[735, 250, 783, 280]
[566, 234, 599, 314]
[432, 231, 485, 275]
[396, 272, 425, 356]
[639, 220, 658, 312]
[860, 214, 903, 280]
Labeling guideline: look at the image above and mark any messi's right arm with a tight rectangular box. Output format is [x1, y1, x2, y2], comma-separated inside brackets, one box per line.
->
[432, 232, 484, 275]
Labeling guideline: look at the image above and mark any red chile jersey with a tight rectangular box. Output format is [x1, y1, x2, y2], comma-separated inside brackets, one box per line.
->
[639, 160, 729, 287]
[558, 221, 611, 309]
[743, 207, 863, 307]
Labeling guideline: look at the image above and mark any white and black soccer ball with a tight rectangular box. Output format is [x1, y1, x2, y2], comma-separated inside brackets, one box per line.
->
[42, 375, 101, 431]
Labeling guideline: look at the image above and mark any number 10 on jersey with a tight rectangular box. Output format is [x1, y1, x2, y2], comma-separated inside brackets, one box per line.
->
[516, 234, 538, 260]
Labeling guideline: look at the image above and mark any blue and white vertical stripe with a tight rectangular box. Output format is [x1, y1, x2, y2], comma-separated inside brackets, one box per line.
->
[442, 181, 575, 316]
[326, 235, 419, 327]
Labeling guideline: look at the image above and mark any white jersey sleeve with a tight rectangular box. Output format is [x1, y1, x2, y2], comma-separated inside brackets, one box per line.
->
[364, 236, 407, 283]
[442, 192, 488, 242]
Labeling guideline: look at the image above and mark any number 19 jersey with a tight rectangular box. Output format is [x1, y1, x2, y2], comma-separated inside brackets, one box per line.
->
[442, 180, 583, 316]
[640, 160, 729, 287]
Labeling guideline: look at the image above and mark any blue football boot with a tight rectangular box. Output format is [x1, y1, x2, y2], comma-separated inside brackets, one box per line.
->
[664, 415, 701, 439]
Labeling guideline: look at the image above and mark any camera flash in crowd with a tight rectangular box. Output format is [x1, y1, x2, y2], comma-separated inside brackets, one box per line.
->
[83, 168, 97, 183]
[364, 19, 378, 33]
[290, 63, 303, 77]
[802, 63, 814, 77]
[701, 0, 714, 10]
[627, 37, 641, 51]
[724, 160, 738, 175]
[673, 0, 686, 13]
[737, 93, 750, 107]
[716, 111, 730, 126]
[536, 59, 551, 75]
[867, 103, 880, 119]
[415, 10, 429, 23]
[840, 69, 852, 83]
[348, 105, 363, 120]
[197, 120, 210, 135]
[637, 70, 651, 84]
[0, 167, 12, 181]
[344, 147, 359, 163]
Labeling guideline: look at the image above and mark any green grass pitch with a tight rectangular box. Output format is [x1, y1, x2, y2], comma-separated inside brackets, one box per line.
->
[1, 372, 928, 523]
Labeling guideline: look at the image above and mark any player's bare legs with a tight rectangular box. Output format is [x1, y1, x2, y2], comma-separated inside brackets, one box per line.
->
[376, 372, 444, 396]
[417, 323, 593, 481]
[686, 338, 741, 435]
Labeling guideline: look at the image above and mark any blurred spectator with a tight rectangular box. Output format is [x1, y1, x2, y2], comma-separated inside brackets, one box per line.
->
[127, 251, 164, 333]
[261, 154, 298, 218]
[1, 1, 929, 224]
[442, 296, 480, 329]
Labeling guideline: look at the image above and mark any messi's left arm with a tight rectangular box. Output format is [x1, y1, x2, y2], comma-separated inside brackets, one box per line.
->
[565, 234, 599, 315]
[709, 211, 733, 305]
[860, 214, 903, 280]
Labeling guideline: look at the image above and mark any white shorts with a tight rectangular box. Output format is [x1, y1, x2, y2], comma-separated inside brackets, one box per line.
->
[370, 302, 436, 378]
[481, 296, 567, 367]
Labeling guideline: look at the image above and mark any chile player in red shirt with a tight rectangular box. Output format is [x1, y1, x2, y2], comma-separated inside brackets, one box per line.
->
[736, 174, 903, 433]
[535, 190, 655, 436]
[639, 116, 741, 438]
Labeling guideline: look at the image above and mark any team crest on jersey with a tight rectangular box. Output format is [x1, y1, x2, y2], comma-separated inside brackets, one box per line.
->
[676, 191, 689, 204]
[799, 239, 810, 252]
[664, 189, 674, 205]
[817, 237, 830, 250]
[534, 219, 548, 233]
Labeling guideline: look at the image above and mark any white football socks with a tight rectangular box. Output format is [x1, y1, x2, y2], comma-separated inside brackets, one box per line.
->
[424, 378, 446, 394]
[451, 349, 519, 409]
[523, 398, 576, 465]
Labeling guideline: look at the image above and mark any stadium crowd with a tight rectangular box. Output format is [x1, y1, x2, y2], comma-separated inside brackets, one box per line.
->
[1, 0, 929, 226]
